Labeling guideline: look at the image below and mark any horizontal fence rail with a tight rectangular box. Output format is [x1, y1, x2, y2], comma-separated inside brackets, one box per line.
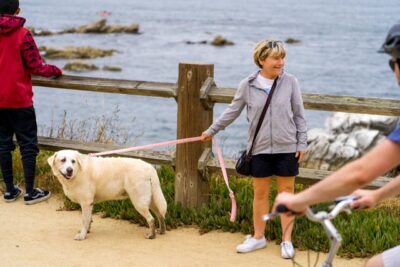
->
[33, 75, 176, 98]
[205, 156, 391, 189]
[37, 137, 388, 189]
[33, 75, 400, 116]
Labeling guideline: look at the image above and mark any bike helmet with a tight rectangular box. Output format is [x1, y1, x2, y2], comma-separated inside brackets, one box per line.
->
[379, 23, 400, 59]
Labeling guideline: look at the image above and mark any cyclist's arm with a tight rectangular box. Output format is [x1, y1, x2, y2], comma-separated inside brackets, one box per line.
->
[373, 174, 400, 201]
[352, 175, 400, 209]
[278, 139, 400, 212]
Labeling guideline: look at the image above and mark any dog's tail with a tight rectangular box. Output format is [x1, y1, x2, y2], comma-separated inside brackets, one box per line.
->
[150, 169, 167, 217]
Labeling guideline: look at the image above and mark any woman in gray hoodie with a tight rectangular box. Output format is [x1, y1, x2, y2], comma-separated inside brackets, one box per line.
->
[201, 39, 307, 259]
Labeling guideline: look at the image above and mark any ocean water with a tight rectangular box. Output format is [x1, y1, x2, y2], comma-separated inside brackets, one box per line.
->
[21, 0, 400, 156]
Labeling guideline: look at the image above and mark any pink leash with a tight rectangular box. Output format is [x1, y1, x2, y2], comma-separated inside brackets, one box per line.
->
[90, 136, 202, 156]
[90, 136, 237, 222]
[214, 141, 237, 222]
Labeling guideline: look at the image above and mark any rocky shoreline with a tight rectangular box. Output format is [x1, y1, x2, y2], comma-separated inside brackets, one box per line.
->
[302, 113, 399, 176]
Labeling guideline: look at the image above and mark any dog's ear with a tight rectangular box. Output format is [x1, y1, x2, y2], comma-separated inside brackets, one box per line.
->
[76, 151, 84, 170]
[47, 152, 57, 167]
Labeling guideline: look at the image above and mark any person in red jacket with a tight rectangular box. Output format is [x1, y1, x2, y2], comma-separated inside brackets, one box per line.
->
[0, 0, 62, 204]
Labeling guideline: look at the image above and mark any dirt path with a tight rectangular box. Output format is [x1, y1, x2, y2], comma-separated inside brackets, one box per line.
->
[0, 195, 366, 267]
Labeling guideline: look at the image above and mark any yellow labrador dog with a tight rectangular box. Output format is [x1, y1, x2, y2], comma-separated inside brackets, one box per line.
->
[48, 150, 167, 241]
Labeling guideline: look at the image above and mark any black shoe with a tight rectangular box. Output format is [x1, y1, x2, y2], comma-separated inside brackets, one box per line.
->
[24, 188, 51, 205]
[4, 186, 22, 202]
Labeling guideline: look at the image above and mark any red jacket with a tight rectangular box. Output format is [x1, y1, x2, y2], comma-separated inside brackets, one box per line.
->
[0, 15, 62, 108]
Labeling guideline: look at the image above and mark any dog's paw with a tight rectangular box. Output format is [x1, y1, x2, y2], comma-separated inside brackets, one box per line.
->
[145, 232, 156, 239]
[157, 229, 166, 235]
[158, 222, 166, 234]
[74, 233, 87, 241]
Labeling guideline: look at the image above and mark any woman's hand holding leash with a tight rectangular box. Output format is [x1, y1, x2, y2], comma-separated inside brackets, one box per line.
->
[200, 132, 212, 142]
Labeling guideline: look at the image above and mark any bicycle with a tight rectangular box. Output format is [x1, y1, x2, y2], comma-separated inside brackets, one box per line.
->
[262, 195, 359, 267]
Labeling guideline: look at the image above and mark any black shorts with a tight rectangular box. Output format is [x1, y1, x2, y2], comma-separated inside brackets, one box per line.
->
[251, 153, 299, 177]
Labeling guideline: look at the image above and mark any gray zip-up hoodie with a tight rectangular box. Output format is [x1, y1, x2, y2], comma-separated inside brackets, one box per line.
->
[205, 70, 307, 155]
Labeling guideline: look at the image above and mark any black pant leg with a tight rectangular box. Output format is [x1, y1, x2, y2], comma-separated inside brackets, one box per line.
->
[13, 107, 39, 194]
[0, 109, 16, 192]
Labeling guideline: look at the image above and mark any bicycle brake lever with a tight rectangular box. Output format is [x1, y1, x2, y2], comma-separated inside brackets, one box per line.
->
[276, 204, 302, 216]
[334, 195, 359, 205]
[262, 204, 300, 221]
[262, 212, 279, 221]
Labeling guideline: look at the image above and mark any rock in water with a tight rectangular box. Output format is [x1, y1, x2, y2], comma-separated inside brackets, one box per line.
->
[302, 113, 398, 174]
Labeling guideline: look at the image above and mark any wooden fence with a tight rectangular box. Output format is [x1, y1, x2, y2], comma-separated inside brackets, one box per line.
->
[28, 63, 400, 208]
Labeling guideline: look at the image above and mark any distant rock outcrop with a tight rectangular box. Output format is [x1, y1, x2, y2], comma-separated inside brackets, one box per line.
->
[302, 113, 399, 176]
[61, 19, 139, 34]
[39, 46, 115, 59]
[63, 61, 122, 72]
[63, 61, 99, 72]
[211, 35, 234, 46]
[102, 66, 122, 72]
[26, 26, 55, 36]
[184, 35, 234, 46]
[185, 40, 208, 45]
[285, 37, 301, 44]
[28, 19, 140, 36]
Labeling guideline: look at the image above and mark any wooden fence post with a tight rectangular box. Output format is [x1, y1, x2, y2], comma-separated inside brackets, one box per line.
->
[175, 63, 214, 208]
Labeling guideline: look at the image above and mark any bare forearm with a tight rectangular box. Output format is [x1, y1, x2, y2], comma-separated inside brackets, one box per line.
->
[294, 160, 367, 206]
[375, 175, 400, 202]
[294, 140, 400, 207]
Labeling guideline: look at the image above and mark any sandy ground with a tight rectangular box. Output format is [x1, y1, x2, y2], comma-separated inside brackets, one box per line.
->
[0, 195, 366, 267]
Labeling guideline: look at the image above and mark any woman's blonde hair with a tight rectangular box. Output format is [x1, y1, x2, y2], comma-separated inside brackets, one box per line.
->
[253, 39, 286, 68]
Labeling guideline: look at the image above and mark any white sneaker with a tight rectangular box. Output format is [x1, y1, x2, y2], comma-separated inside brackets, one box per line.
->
[236, 235, 267, 253]
[281, 241, 295, 259]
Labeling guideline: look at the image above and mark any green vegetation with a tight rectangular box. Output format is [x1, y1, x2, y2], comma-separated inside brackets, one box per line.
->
[2, 152, 399, 258]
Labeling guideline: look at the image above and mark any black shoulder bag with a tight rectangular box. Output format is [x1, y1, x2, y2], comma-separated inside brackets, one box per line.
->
[235, 76, 278, 176]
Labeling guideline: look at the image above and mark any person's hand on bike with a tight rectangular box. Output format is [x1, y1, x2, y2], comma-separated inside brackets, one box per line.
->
[273, 192, 307, 215]
[200, 132, 212, 142]
[350, 189, 379, 209]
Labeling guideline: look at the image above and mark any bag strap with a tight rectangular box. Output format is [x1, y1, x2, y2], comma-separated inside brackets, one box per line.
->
[247, 76, 279, 158]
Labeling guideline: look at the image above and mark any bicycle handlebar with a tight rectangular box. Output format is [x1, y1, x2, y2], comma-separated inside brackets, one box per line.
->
[263, 195, 359, 267]
[276, 203, 290, 213]
[265, 195, 359, 222]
